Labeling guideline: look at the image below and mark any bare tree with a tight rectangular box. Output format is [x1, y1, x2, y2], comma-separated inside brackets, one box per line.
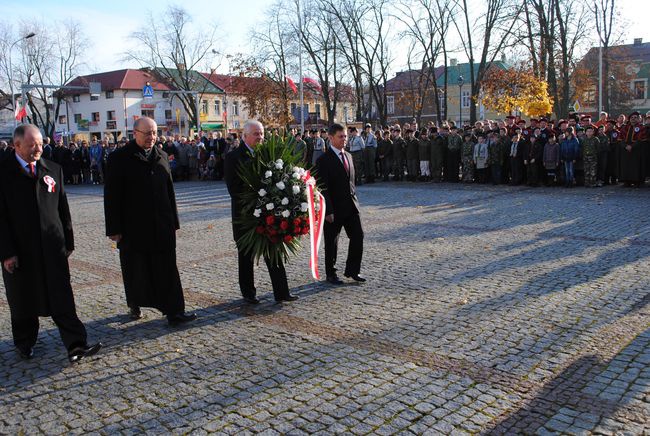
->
[0, 19, 89, 138]
[451, 0, 522, 123]
[591, 0, 618, 113]
[124, 5, 221, 131]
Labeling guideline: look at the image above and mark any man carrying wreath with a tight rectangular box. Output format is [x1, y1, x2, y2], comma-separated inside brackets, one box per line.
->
[224, 120, 298, 304]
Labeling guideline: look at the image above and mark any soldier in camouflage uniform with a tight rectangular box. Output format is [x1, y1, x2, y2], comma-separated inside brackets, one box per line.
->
[430, 127, 447, 182]
[445, 126, 463, 182]
[461, 132, 475, 182]
[582, 125, 599, 187]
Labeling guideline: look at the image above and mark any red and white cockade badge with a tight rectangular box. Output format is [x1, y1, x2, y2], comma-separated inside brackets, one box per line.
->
[43, 175, 56, 193]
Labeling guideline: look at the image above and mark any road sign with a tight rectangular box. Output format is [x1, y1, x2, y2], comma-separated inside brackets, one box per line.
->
[143, 82, 154, 98]
[573, 101, 581, 112]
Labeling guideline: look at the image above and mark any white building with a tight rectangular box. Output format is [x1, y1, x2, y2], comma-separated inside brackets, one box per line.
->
[57, 69, 225, 141]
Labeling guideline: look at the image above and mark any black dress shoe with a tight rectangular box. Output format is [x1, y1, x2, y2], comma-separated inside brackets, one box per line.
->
[275, 294, 299, 303]
[243, 296, 260, 305]
[68, 342, 102, 363]
[326, 275, 343, 285]
[129, 306, 143, 320]
[17, 346, 34, 360]
[344, 273, 367, 282]
[167, 312, 198, 326]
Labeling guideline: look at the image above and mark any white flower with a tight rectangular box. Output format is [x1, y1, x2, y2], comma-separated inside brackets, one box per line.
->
[275, 162, 283, 169]
[275, 181, 285, 190]
[281, 197, 289, 205]
[266, 203, 275, 210]
[276, 159, 284, 166]
[264, 170, 272, 179]
[292, 172, 301, 179]
[300, 202, 308, 212]
[258, 188, 267, 197]
[292, 185, 300, 195]
[281, 210, 291, 218]
[292, 166, 301, 173]
[253, 209, 261, 217]
[305, 176, 316, 186]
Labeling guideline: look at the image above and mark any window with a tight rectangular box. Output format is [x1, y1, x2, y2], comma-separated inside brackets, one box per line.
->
[202, 99, 209, 114]
[462, 90, 471, 108]
[633, 80, 646, 100]
[165, 109, 172, 120]
[291, 102, 297, 112]
[58, 115, 67, 124]
[233, 101, 239, 116]
[105, 90, 114, 99]
[107, 110, 115, 121]
[584, 87, 596, 105]
[92, 112, 100, 122]
[141, 109, 155, 118]
[438, 90, 445, 111]
[90, 95, 98, 101]
[72, 95, 80, 103]
[214, 99, 221, 115]
[162, 92, 170, 99]
[74, 113, 82, 123]
[315, 104, 321, 117]
[387, 96, 395, 114]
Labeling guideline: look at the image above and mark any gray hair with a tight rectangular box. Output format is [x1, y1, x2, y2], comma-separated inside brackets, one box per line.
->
[243, 120, 264, 135]
[133, 116, 156, 131]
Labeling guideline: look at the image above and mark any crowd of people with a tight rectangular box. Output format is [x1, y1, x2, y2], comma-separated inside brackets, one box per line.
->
[1, 110, 648, 190]
[295, 111, 650, 189]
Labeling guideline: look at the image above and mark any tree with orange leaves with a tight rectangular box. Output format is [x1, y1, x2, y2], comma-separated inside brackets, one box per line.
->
[481, 67, 554, 117]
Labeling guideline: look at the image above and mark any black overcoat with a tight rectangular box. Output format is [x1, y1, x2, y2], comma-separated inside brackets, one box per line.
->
[0, 153, 76, 317]
[104, 141, 179, 252]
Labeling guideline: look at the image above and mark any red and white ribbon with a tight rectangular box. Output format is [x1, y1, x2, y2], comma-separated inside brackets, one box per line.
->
[303, 171, 325, 280]
[43, 175, 56, 193]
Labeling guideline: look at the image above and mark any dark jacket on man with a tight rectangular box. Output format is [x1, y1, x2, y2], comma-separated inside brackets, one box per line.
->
[224, 141, 290, 301]
[104, 140, 185, 315]
[315, 146, 363, 278]
[0, 153, 88, 350]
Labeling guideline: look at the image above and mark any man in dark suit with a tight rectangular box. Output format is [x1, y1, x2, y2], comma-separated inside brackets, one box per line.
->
[315, 123, 365, 285]
[104, 117, 196, 326]
[0, 124, 101, 363]
[224, 120, 298, 304]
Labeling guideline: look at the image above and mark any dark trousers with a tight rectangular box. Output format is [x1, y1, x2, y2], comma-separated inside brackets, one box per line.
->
[597, 151, 608, 183]
[324, 213, 363, 277]
[11, 313, 87, 352]
[119, 249, 185, 316]
[491, 164, 502, 185]
[233, 224, 289, 300]
[236, 250, 289, 300]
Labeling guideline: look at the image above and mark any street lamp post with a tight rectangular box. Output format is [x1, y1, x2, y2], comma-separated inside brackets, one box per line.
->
[457, 75, 464, 128]
[9, 32, 36, 128]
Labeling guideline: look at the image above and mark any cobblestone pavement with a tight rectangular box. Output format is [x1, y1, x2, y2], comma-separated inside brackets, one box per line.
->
[1, 180, 649, 435]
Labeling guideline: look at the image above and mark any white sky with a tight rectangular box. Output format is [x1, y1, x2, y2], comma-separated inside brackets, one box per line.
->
[2, 0, 649, 77]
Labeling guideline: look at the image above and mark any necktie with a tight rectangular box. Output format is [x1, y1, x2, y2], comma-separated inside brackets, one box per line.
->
[340, 151, 349, 174]
[28, 163, 35, 176]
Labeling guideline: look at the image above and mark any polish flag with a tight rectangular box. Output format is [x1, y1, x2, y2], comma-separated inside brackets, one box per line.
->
[286, 76, 298, 94]
[14, 105, 27, 121]
[302, 77, 322, 92]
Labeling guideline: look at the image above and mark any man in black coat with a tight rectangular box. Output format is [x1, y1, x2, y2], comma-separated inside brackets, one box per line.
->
[315, 123, 365, 285]
[0, 124, 101, 363]
[224, 120, 297, 304]
[104, 117, 196, 325]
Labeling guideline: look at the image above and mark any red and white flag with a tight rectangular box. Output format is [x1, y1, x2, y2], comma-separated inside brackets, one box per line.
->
[286, 76, 298, 94]
[302, 77, 322, 92]
[14, 105, 27, 121]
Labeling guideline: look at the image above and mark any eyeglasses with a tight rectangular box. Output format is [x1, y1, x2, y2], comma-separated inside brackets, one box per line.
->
[135, 129, 157, 136]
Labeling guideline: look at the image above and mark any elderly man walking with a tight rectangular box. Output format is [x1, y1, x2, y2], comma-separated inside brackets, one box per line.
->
[104, 117, 196, 325]
[0, 124, 101, 362]
[224, 120, 298, 304]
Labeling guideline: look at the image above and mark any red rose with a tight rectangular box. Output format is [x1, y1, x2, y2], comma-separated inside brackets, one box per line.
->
[268, 228, 277, 236]
[265, 215, 275, 225]
[292, 218, 301, 226]
[270, 236, 279, 244]
[280, 220, 289, 230]
[283, 235, 293, 243]
[255, 226, 265, 234]
[302, 227, 310, 235]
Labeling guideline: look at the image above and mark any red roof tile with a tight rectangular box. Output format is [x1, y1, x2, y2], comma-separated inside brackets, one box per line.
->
[66, 69, 173, 92]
